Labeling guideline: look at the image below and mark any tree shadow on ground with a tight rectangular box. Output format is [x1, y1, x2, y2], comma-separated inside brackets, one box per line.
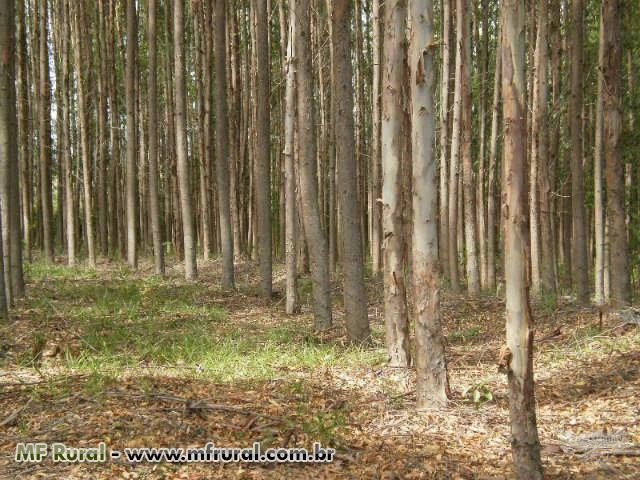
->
[2, 366, 638, 480]
[1, 262, 638, 479]
[536, 350, 640, 405]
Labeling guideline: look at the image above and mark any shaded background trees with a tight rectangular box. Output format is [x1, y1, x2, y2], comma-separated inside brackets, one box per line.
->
[4, 0, 637, 305]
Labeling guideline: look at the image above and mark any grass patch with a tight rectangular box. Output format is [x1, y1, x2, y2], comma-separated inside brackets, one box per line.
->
[297, 408, 349, 448]
[17, 263, 385, 383]
[25, 261, 98, 280]
[82, 370, 116, 398]
[541, 325, 640, 364]
[448, 326, 482, 343]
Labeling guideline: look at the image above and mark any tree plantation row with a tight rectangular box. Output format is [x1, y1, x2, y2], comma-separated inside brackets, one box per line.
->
[0, 0, 637, 478]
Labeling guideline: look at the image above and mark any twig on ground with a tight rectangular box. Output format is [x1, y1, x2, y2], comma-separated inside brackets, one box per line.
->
[0, 398, 33, 427]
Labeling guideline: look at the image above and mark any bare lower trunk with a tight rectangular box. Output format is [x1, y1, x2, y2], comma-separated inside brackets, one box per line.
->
[72, 1, 96, 267]
[459, 0, 479, 295]
[594, 11, 605, 305]
[501, 0, 543, 476]
[228, 6, 242, 259]
[194, 7, 211, 262]
[0, 211, 6, 319]
[107, 0, 121, 258]
[601, 0, 629, 305]
[39, 0, 53, 263]
[148, 0, 164, 275]
[477, 0, 489, 290]
[439, 0, 452, 283]
[96, 0, 108, 257]
[283, 10, 299, 315]
[255, 0, 272, 298]
[409, 0, 450, 407]
[570, 0, 588, 302]
[370, 0, 382, 275]
[215, 0, 234, 288]
[487, 23, 501, 293]
[549, 0, 562, 285]
[0, 0, 17, 311]
[124, 0, 138, 269]
[448, 0, 465, 293]
[529, 1, 542, 297]
[531, 0, 555, 295]
[294, 0, 331, 330]
[538, 2, 554, 294]
[381, 0, 410, 366]
[174, 0, 197, 279]
[16, 0, 30, 264]
[331, 0, 369, 343]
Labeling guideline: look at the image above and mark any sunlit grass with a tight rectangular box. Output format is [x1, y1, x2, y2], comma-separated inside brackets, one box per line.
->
[540, 323, 640, 364]
[24, 261, 98, 280]
[18, 262, 387, 383]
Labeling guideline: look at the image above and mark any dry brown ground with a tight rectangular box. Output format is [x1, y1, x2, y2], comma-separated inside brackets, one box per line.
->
[1, 259, 639, 479]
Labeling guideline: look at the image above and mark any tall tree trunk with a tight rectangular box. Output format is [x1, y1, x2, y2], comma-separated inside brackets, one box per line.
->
[215, 0, 234, 288]
[0, 0, 18, 310]
[331, 0, 370, 343]
[107, 0, 121, 258]
[174, 0, 197, 279]
[438, 0, 452, 282]
[96, 0, 108, 256]
[487, 22, 502, 293]
[255, 0, 272, 297]
[548, 0, 561, 286]
[137, 94, 148, 253]
[501, 0, 543, 476]
[477, 0, 489, 290]
[353, 0, 367, 265]
[321, 6, 337, 276]
[448, 0, 465, 292]
[529, 0, 542, 297]
[409, 0, 450, 406]
[537, 7, 555, 296]
[1, 1, 22, 300]
[283, 8, 299, 315]
[39, 0, 54, 263]
[228, 3, 242, 258]
[459, 0, 479, 295]
[148, 0, 164, 275]
[570, 0, 588, 302]
[294, 0, 331, 330]
[381, 0, 410, 366]
[203, 0, 214, 261]
[72, 0, 96, 267]
[126, 0, 138, 269]
[0, 44, 10, 301]
[369, 0, 382, 275]
[594, 19, 605, 304]
[60, 0, 75, 266]
[626, 51, 636, 247]
[194, 3, 211, 261]
[531, 0, 555, 295]
[16, 0, 31, 264]
[0, 208, 6, 319]
[600, 0, 629, 305]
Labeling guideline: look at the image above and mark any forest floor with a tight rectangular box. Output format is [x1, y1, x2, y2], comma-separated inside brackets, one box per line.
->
[0, 258, 639, 479]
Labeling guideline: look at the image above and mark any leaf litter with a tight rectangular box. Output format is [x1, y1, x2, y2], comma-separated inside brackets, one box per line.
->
[0, 259, 639, 479]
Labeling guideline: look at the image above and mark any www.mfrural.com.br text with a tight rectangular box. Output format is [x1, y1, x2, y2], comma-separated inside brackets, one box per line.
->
[14, 442, 335, 464]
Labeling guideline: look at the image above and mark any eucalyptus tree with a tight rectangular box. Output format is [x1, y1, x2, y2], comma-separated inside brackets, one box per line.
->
[408, 0, 450, 406]
[501, 0, 543, 476]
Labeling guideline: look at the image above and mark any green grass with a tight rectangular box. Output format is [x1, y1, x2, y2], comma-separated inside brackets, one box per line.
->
[540, 323, 640, 364]
[20, 262, 386, 383]
[448, 325, 482, 343]
[24, 261, 98, 280]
